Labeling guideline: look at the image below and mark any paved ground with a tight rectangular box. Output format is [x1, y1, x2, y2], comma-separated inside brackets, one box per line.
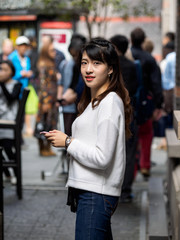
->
[3, 136, 167, 240]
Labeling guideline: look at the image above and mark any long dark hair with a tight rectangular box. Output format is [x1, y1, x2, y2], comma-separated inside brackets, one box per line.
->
[78, 38, 132, 138]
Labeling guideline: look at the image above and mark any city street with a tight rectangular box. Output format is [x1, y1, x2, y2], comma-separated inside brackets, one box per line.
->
[3, 136, 167, 240]
[0, 0, 178, 239]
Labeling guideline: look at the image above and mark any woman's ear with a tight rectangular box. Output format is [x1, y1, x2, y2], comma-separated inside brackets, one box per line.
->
[108, 66, 113, 75]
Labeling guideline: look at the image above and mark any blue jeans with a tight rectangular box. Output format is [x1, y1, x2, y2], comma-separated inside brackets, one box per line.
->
[75, 189, 119, 240]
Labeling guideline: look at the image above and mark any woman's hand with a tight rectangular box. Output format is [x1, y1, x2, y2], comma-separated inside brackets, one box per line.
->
[43, 130, 67, 148]
[62, 88, 77, 104]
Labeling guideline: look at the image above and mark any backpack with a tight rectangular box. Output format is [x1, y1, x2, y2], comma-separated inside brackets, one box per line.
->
[134, 60, 154, 125]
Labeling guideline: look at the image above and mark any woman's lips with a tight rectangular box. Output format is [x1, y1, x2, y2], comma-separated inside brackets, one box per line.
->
[85, 76, 95, 81]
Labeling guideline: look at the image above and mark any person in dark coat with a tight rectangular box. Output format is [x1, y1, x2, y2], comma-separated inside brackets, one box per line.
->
[130, 27, 163, 179]
[110, 34, 138, 202]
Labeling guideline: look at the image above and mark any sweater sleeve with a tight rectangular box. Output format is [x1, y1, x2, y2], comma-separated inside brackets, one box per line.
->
[67, 118, 120, 170]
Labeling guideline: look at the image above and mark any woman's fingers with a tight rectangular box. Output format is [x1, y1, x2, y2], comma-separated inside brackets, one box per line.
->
[51, 140, 59, 147]
[49, 129, 59, 133]
[46, 136, 55, 141]
[43, 130, 67, 147]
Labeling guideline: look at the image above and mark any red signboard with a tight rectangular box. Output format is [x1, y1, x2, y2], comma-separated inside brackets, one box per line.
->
[42, 33, 66, 43]
[40, 22, 72, 29]
[0, 15, 37, 21]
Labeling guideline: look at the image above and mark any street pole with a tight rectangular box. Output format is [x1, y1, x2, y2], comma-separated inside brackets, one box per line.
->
[175, 0, 180, 109]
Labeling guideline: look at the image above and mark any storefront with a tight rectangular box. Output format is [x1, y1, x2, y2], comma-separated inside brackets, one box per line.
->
[38, 21, 73, 59]
[0, 9, 76, 58]
[0, 12, 37, 50]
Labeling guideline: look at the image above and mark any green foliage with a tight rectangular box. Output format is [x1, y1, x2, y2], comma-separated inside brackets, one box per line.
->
[70, 0, 125, 14]
[31, 0, 67, 10]
[71, 0, 94, 10]
[35, 0, 155, 17]
[33, 0, 155, 38]
[132, 0, 155, 17]
[112, 0, 155, 18]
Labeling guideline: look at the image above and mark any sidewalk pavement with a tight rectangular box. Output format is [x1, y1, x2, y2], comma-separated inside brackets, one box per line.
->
[3, 136, 167, 240]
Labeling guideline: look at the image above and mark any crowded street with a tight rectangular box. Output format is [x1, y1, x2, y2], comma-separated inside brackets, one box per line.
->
[1, 0, 180, 239]
[3, 135, 167, 240]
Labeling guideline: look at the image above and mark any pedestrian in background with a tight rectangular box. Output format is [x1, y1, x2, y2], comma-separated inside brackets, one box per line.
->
[26, 36, 39, 92]
[142, 38, 154, 54]
[57, 33, 86, 173]
[41, 35, 65, 72]
[8, 36, 33, 97]
[24, 36, 39, 136]
[161, 43, 175, 123]
[153, 36, 176, 150]
[130, 27, 163, 179]
[157, 41, 176, 150]
[62, 34, 86, 105]
[34, 41, 59, 156]
[110, 34, 138, 203]
[8, 36, 33, 144]
[58, 33, 86, 136]
[142, 38, 167, 150]
[43, 38, 132, 240]
[162, 31, 175, 46]
[0, 38, 14, 62]
[0, 60, 22, 184]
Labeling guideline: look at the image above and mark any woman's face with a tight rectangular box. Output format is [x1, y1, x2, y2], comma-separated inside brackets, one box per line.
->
[0, 63, 13, 82]
[81, 51, 113, 98]
[48, 43, 56, 59]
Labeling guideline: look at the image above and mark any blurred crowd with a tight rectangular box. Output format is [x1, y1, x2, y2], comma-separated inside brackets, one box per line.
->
[0, 28, 176, 201]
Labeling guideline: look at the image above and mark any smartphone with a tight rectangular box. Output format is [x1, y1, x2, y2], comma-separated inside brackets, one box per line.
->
[40, 131, 49, 134]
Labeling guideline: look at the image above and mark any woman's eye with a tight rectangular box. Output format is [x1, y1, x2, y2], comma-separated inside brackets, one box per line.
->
[94, 62, 100, 65]
[81, 61, 86, 65]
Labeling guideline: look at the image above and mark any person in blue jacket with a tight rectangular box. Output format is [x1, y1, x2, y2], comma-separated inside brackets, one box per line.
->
[8, 36, 33, 97]
[8, 36, 33, 144]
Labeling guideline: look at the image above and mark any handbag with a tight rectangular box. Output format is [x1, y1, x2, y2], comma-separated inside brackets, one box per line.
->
[25, 83, 39, 115]
[67, 187, 78, 213]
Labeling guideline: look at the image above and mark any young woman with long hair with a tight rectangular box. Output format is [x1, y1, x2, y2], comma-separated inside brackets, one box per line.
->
[43, 38, 132, 239]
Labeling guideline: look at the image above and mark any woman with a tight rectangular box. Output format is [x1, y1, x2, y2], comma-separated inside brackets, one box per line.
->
[0, 60, 22, 183]
[43, 38, 132, 239]
[34, 41, 59, 156]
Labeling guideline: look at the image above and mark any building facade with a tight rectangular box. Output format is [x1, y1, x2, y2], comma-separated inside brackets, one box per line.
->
[0, 0, 164, 60]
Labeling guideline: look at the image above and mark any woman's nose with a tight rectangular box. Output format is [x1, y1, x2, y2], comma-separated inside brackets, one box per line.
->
[86, 63, 93, 72]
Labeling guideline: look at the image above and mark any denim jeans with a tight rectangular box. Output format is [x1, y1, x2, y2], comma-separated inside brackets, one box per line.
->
[75, 189, 119, 240]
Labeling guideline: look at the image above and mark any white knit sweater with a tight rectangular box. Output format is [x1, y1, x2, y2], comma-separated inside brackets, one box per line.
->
[66, 92, 126, 197]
